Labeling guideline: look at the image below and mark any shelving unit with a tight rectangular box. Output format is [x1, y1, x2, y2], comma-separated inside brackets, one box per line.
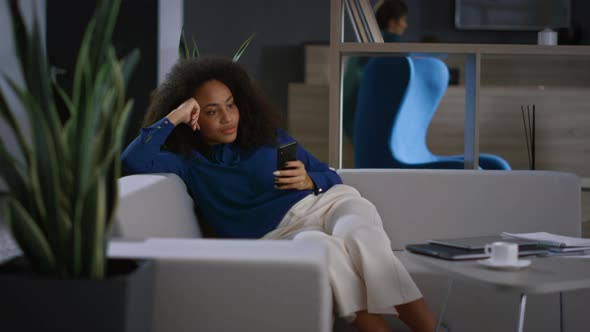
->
[328, 0, 590, 169]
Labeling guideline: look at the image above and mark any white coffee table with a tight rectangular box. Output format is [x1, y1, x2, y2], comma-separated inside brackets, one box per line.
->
[397, 251, 590, 332]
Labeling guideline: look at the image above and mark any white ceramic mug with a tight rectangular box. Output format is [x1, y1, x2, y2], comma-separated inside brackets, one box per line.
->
[484, 242, 518, 265]
[538, 28, 558, 46]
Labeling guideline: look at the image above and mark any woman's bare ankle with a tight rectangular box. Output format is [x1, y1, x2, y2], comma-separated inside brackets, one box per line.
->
[395, 298, 437, 332]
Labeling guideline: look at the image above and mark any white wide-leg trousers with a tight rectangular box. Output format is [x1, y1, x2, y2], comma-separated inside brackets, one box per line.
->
[262, 184, 422, 319]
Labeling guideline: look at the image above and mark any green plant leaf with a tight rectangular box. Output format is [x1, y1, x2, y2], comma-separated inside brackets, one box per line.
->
[120, 49, 141, 86]
[53, 82, 75, 117]
[70, 50, 125, 277]
[27, 8, 55, 114]
[7, 0, 30, 75]
[79, 175, 107, 278]
[191, 37, 200, 58]
[233, 33, 256, 62]
[178, 27, 189, 59]
[0, 85, 31, 160]
[101, 101, 132, 230]
[73, 53, 117, 201]
[71, 18, 97, 115]
[27, 17, 69, 250]
[3, 76, 47, 223]
[88, 0, 121, 77]
[3, 79, 69, 270]
[5, 198, 56, 275]
[0, 138, 28, 201]
[107, 47, 127, 112]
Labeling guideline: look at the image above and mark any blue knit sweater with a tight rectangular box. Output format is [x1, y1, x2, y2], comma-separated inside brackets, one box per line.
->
[121, 117, 342, 238]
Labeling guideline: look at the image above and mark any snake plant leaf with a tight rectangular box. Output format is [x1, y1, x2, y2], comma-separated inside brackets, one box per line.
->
[191, 38, 200, 58]
[0, 138, 28, 201]
[28, 105, 69, 269]
[232, 33, 256, 62]
[71, 58, 121, 264]
[7, 0, 30, 75]
[53, 82, 75, 117]
[4, 80, 68, 264]
[88, 0, 121, 77]
[2, 77, 47, 222]
[28, 12, 54, 114]
[178, 27, 190, 59]
[0, 85, 30, 159]
[26, 62, 68, 233]
[104, 158, 120, 231]
[73, 58, 116, 202]
[70, 69, 112, 274]
[108, 47, 127, 112]
[5, 198, 56, 275]
[79, 176, 107, 278]
[28, 19, 64, 174]
[71, 18, 97, 114]
[120, 49, 141, 86]
[102, 101, 132, 229]
[92, 55, 131, 171]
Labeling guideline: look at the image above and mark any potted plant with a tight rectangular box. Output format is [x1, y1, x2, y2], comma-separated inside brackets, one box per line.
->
[178, 27, 255, 61]
[0, 0, 153, 331]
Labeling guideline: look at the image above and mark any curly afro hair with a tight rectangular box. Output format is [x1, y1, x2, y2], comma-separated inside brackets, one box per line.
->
[143, 56, 281, 155]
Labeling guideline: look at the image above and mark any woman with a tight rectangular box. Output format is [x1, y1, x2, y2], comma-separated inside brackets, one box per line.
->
[122, 57, 437, 332]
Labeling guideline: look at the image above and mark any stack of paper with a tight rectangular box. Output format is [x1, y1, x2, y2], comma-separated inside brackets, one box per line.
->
[501, 232, 590, 253]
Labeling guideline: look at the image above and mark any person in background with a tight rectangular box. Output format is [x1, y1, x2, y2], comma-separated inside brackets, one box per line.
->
[122, 56, 438, 332]
[342, 0, 408, 141]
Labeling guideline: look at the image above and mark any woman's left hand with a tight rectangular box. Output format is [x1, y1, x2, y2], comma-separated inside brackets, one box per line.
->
[273, 160, 315, 190]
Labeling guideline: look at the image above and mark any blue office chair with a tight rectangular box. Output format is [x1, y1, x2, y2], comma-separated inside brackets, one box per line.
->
[353, 56, 511, 170]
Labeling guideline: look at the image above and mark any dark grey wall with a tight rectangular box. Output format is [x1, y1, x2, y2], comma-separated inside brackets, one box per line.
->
[183, 0, 331, 116]
[47, 0, 158, 144]
[183, 0, 589, 116]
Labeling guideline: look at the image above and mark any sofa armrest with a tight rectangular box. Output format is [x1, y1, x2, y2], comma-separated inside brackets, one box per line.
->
[108, 238, 331, 332]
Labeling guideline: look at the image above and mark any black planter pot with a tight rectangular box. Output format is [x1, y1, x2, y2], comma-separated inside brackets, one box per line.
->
[0, 257, 154, 332]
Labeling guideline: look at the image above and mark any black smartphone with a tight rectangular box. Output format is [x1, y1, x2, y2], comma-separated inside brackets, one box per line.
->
[277, 141, 297, 170]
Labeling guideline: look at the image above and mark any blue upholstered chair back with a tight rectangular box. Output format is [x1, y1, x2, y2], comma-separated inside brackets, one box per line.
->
[354, 56, 444, 167]
[353, 57, 409, 168]
[391, 57, 449, 164]
[353, 56, 511, 170]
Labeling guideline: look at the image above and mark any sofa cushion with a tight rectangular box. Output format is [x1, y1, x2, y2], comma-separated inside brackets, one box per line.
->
[113, 173, 202, 239]
[338, 169, 580, 250]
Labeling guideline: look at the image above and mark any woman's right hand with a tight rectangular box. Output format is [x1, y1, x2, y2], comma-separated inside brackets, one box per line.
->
[166, 97, 201, 131]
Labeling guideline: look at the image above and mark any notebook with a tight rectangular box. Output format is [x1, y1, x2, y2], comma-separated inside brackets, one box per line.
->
[501, 232, 590, 250]
[428, 235, 539, 250]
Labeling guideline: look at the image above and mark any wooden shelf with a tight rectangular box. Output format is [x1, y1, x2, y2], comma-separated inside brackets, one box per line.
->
[337, 42, 590, 56]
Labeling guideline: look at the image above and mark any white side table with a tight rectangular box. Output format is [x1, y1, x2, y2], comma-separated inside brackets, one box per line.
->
[398, 251, 590, 332]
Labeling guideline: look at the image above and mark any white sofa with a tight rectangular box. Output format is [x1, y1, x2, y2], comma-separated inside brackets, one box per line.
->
[109, 169, 584, 332]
